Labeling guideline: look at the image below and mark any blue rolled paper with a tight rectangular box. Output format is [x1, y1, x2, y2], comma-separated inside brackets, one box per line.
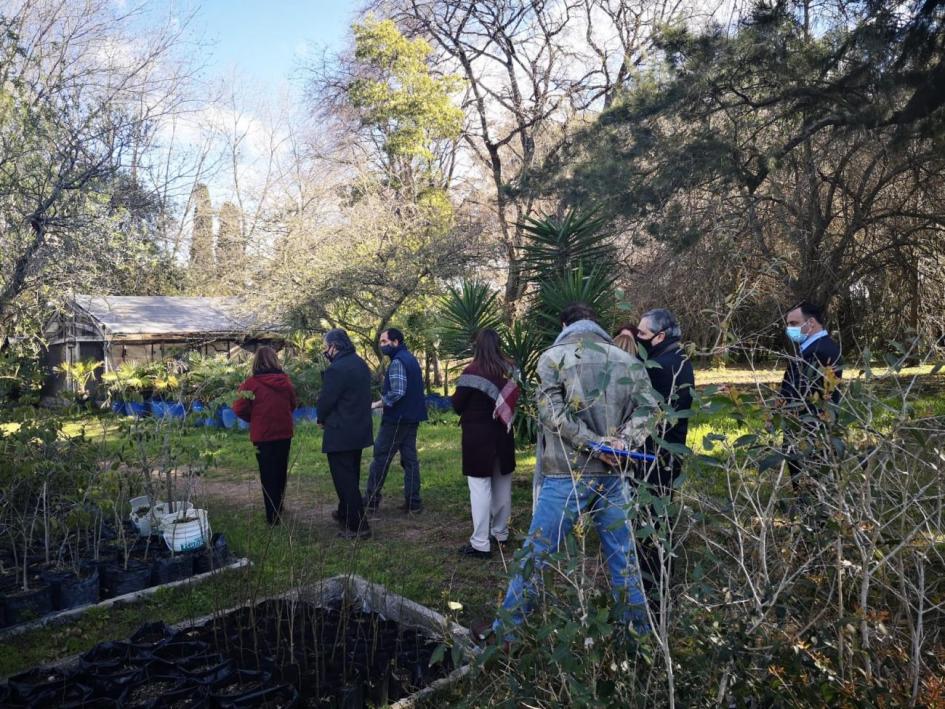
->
[589, 442, 657, 463]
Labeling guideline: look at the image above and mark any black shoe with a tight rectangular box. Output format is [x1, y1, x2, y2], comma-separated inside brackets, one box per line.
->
[398, 502, 424, 514]
[337, 528, 372, 540]
[458, 543, 492, 559]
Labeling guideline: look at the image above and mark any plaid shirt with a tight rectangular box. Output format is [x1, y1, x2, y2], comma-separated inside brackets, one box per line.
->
[381, 358, 407, 407]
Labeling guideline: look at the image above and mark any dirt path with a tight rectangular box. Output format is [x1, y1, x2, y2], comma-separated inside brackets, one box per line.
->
[196, 473, 457, 544]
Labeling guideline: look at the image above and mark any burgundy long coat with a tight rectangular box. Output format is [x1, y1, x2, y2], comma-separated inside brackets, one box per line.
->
[451, 368, 516, 478]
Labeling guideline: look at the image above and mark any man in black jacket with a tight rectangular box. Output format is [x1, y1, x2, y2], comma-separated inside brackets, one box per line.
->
[317, 329, 374, 539]
[778, 302, 843, 496]
[634, 308, 695, 597]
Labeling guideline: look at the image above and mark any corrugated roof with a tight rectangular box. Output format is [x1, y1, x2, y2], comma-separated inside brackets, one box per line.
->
[73, 296, 283, 337]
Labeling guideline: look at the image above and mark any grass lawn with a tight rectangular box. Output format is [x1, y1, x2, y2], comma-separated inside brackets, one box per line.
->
[1, 367, 943, 681]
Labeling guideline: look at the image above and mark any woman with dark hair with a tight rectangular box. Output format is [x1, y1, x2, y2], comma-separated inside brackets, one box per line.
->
[451, 329, 520, 559]
[233, 346, 298, 526]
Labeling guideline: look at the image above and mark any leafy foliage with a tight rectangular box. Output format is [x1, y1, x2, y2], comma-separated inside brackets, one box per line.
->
[438, 281, 504, 359]
[520, 209, 614, 281]
[532, 265, 618, 340]
[348, 17, 464, 164]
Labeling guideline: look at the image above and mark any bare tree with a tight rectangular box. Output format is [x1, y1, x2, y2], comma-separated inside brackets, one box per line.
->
[0, 0, 204, 332]
[368, 0, 726, 314]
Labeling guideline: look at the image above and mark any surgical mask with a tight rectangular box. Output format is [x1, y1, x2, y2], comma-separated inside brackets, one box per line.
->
[322, 349, 334, 362]
[380, 344, 396, 357]
[785, 326, 807, 343]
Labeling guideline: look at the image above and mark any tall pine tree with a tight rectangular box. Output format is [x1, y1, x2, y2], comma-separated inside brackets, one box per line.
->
[189, 183, 214, 275]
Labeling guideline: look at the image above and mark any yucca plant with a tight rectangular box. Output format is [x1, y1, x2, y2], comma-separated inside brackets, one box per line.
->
[533, 265, 619, 340]
[502, 319, 544, 444]
[519, 207, 615, 282]
[438, 281, 504, 358]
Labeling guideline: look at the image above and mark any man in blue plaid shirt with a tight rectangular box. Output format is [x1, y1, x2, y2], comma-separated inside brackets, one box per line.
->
[364, 328, 428, 513]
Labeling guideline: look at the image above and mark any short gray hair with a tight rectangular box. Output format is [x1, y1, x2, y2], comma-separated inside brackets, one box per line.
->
[324, 328, 355, 353]
[642, 308, 681, 338]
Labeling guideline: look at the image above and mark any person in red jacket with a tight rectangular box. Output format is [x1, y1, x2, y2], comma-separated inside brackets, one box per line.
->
[233, 346, 298, 526]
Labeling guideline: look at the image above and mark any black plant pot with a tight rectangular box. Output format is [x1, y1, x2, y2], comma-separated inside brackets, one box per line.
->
[81, 641, 138, 666]
[152, 680, 210, 708]
[151, 552, 195, 585]
[179, 653, 234, 685]
[120, 674, 185, 708]
[172, 622, 218, 646]
[193, 533, 229, 575]
[101, 560, 151, 598]
[41, 564, 100, 611]
[26, 680, 93, 708]
[216, 682, 299, 708]
[152, 641, 210, 664]
[209, 669, 272, 704]
[2, 581, 53, 625]
[38, 567, 72, 610]
[130, 621, 174, 649]
[8, 665, 75, 701]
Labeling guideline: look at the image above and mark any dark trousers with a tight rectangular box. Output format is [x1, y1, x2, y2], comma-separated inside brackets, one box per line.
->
[255, 439, 291, 524]
[632, 455, 680, 598]
[365, 421, 421, 508]
[783, 419, 830, 499]
[328, 450, 369, 532]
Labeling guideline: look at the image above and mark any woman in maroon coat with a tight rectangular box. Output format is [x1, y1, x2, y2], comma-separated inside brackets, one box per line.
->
[233, 347, 298, 526]
[452, 329, 519, 559]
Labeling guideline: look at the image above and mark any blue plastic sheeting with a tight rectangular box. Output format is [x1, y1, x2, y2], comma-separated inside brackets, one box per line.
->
[425, 394, 453, 412]
[293, 406, 318, 423]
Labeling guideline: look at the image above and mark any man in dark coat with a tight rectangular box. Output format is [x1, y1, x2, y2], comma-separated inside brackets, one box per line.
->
[634, 308, 695, 597]
[317, 329, 374, 539]
[778, 301, 843, 497]
[364, 328, 428, 514]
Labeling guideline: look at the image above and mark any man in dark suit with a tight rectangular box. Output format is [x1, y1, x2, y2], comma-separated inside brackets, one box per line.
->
[778, 301, 843, 498]
[634, 308, 695, 599]
[317, 329, 374, 539]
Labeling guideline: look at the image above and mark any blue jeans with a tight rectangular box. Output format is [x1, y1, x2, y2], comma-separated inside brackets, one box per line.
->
[494, 475, 650, 636]
[364, 421, 421, 508]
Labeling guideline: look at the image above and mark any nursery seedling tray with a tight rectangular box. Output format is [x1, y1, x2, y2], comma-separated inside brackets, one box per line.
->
[0, 557, 250, 641]
[2, 574, 476, 708]
[173, 574, 478, 708]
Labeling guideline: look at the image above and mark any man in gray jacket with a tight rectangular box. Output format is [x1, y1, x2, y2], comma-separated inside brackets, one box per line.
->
[492, 303, 658, 639]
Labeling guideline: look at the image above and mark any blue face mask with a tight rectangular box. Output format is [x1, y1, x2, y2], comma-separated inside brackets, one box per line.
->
[380, 344, 396, 357]
[785, 326, 806, 344]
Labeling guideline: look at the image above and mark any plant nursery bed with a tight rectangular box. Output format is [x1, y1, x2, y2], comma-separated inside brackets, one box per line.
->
[0, 555, 250, 641]
[0, 525, 234, 633]
[0, 574, 476, 708]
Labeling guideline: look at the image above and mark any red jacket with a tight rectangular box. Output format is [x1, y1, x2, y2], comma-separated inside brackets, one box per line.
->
[232, 371, 297, 443]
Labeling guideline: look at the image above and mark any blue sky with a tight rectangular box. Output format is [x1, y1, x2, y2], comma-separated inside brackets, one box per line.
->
[194, 1, 356, 88]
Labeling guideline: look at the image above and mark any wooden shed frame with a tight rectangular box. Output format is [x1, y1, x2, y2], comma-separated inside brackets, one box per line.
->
[42, 296, 287, 398]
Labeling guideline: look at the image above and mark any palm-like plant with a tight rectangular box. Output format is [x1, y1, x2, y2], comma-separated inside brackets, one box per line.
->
[502, 319, 544, 444]
[520, 208, 615, 282]
[438, 281, 504, 358]
[533, 265, 618, 340]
